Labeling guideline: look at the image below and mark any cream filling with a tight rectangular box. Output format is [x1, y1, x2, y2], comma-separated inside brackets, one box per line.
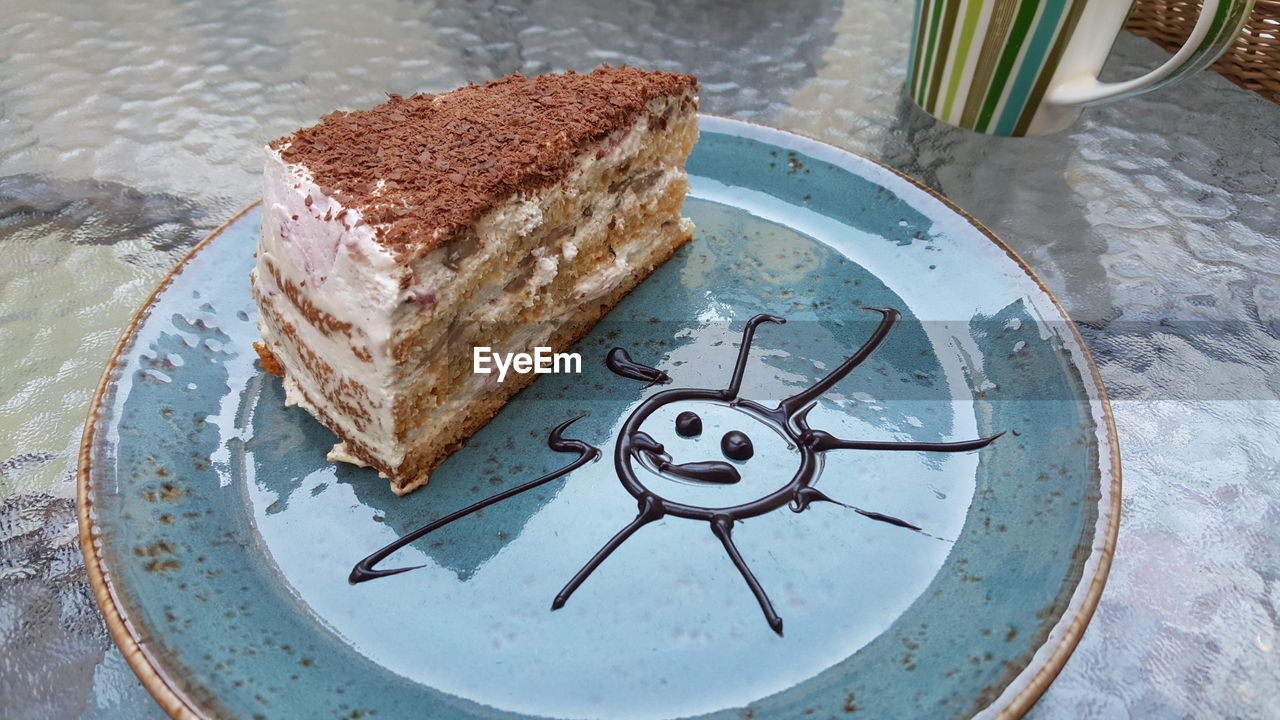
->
[470, 164, 684, 327]
[573, 216, 695, 301]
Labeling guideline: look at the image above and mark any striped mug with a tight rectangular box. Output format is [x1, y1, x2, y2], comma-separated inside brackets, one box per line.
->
[907, 0, 1256, 136]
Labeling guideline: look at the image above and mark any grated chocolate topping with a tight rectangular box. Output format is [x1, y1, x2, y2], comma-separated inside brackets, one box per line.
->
[271, 66, 698, 253]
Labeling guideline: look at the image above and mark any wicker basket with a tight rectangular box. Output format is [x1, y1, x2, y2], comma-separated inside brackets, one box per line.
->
[1125, 0, 1280, 102]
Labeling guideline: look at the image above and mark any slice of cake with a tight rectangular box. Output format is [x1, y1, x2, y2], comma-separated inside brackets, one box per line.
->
[251, 67, 699, 495]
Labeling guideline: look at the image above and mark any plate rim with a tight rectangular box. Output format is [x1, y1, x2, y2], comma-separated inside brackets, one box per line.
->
[77, 115, 1121, 720]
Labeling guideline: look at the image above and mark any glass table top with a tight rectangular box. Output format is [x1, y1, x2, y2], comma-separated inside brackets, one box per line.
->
[1, 1, 1276, 717]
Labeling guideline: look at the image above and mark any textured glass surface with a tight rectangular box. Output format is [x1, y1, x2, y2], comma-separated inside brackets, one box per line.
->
[1, 1, 1277, 718]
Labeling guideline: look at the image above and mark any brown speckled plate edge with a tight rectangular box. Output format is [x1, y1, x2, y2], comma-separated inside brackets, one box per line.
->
[78, 202, 262, 720]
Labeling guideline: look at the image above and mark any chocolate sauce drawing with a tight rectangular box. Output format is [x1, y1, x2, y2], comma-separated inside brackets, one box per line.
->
[351, 307, 1001, 635]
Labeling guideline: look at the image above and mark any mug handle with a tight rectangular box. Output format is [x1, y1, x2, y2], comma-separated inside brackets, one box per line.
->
[1047, 0, 1255, 106]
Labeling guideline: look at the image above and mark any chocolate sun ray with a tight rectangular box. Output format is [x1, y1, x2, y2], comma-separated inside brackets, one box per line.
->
[793, 404, 1004, 453]
[712, 516, 783, 635]
[351, 308, 1001, 636]
[349, 416, 600, 584]
[605, 347, 671, 385]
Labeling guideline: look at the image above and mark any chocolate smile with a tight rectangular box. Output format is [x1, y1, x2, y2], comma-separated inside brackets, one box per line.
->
[629, 430, 741, 485]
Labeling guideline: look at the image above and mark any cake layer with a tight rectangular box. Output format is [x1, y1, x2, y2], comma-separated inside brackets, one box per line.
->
[252, 68, 699, 493]
[389, 96, 697, 377]
[394, 174, 692, 460]
[387, 217, 692, 494]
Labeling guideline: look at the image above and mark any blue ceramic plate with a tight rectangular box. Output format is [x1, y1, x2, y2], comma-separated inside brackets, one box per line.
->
[79, 116, 1119, 720]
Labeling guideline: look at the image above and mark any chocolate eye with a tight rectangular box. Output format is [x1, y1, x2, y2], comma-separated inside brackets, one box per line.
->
[721, 430, 754, 461]
[675, 411, 702, 437]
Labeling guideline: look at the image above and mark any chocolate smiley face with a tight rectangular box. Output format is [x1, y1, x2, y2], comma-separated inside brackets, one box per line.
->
[614, 394, 810, 516]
